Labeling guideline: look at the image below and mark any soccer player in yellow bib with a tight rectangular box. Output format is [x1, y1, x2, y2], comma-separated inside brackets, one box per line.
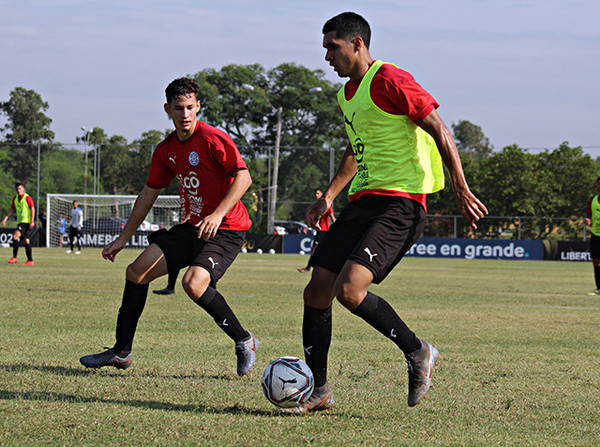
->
[2, 182, 35, 266]
[283, 12, 488, 413]
[584, 177, 600, 295]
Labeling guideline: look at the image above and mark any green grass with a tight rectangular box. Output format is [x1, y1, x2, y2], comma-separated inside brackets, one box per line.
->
[1, 248, 599, 446]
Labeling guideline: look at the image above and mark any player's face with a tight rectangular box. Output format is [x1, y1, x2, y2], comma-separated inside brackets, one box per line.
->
[314, 190, 323, 200]
[73, 202, 78, 209]
[164, 94, 201, 138]
[323, 31, 358, 78]
[15, 185, 25, 196]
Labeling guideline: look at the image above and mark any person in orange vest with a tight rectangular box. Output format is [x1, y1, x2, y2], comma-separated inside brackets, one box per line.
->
[2, 182, 35, 266]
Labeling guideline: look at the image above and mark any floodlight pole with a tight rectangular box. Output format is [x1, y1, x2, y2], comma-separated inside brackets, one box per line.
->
[268, 106, 283, 235]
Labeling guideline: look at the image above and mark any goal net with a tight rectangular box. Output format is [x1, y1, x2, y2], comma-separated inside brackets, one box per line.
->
[46, 194, 181, 249]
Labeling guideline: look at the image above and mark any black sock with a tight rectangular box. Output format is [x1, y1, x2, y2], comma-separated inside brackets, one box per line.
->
[114, 280, 149, 355]
[167, 270, 178, 290]
[77, 237, 81, 250]
[12, 239, 19, 258]
[594, 266, 600, 289]
[69, 234, 74, 250]
[303, 305, 332, 388]
[194, 287, 248, 342]
[24, 243, 32, 261]
[352, 291, 421, 356]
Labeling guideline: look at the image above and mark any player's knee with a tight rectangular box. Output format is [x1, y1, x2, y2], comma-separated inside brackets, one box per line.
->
[125, 264, 145, 284]
[182, 275, 210, 301]
[303, 280, 333, 308]
[334, 282, 364, 311]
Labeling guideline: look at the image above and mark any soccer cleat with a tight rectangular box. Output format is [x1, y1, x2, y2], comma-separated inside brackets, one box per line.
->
[406, 340, 440, 407]
[153, 287, 175, 295]
[66, 250, 72, 254]
[8, 257, 17, 264]
[21, 260, 35, 266]
[80, 347, 133, 370]
[587, 289, 600, 296]
[279, 383, 334, 414]
[235, 332, 259, 376]
[297, 267, 311, 273]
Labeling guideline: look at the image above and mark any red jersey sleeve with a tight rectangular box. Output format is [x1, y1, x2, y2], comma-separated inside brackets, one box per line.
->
[146, 139, 176, 190]
[10, 197, 16, 210]
[210, 130, 249, 176]
[588, 197, 595, 217]
[26, 195, 34, 208]
[371, 62, 439, 125]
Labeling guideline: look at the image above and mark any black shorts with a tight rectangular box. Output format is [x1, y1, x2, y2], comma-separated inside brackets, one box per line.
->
[311, 196, 426, 284]
[314, 230, 327, 245]
[69, 226, 82, 239]
[16, 223, 30, 239]
[148, 223, 246, 286]
[590, 233, 600, 259]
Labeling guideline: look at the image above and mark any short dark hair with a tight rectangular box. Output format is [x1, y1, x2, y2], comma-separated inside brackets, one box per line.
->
[165, 77, 200, 103]
[323, 12, 371, 49]
[15, 182, 24, 189]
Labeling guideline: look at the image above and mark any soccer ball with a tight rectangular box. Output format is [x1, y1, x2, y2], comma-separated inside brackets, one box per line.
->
[261, 356, 314, 408]
[256, 248, 263, 254]
[268, 248, 275, 254]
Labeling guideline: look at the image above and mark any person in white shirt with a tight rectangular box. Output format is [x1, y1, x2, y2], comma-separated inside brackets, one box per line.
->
[67, 201, 83, 254]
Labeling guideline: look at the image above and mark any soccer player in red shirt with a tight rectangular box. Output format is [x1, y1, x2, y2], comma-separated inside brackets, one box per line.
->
[2, 182, 35, 265]
[80, 78, 259, 376]
[283, 12, 487, 413]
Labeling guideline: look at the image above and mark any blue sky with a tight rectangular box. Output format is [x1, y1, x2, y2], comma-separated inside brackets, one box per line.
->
[1, 0, 599, 156]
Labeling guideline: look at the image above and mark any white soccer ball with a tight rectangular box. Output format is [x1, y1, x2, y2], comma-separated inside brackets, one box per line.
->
[299, 250, 305, 255]
[1, 243, 9, 248]
[269, 248, 275, 254]
[256, 248, 263, 254]
[261, 356, 314, 408]
[241, 248, 247, 253]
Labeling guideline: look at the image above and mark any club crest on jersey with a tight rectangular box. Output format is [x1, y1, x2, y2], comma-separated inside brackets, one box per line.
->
[188, 151, 200, 166]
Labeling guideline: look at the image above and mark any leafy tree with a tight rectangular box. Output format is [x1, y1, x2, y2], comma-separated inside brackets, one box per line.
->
[452, 120, 492, 161]
[191, 63, 346, 229]
[0, 87, 56, 182]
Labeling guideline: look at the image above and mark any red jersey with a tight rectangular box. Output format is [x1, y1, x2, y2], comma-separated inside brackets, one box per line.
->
[318, 206, 334, 231]
[343, 61, 439, 209]
[146, 121, 252, 231]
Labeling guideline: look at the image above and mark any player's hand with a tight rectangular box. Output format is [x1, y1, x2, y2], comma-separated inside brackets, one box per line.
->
[102, 237, 127, 262]
[305, 198, 328, 230]
[195, 213, 223, 241]
[585, 217, 591, 226]
[455, 189, 488, 229]
[29, 222, 35, 228]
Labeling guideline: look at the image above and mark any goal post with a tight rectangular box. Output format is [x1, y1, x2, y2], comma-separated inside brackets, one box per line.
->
[46, 194, 181, 248]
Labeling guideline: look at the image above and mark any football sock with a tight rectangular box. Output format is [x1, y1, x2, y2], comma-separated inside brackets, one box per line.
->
[24, 243, 32, 261]
[352, 291, 421, 356]
[114, 280, 149, 355]
[302, 305, 332, 388]
[167, 270, 178, 290]
[594, 265, 600, 289]
[12, 238, 19, 258]
[194, 287, 248, 342]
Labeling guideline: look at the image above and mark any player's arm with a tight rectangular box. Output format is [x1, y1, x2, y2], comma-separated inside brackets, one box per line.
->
[102, 186, 161, 261]
[2, 208, 14, 226]
[196, 168, 252, 241]
[29, 204, 35, 228]
[306, 143, 356, 228]
[419, 109, 488, 229]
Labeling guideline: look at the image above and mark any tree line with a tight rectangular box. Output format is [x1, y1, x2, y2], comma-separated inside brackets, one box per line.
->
[1, 63, 598, 238]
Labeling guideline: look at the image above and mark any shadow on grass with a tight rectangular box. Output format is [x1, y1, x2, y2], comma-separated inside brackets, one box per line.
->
[0, 363, 365, 419]
[0, 363, 239, 381]
[0, 388, 274, 416]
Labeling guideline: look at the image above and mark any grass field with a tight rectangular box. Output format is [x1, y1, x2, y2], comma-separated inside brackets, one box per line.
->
[1, 248, 599, 446]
